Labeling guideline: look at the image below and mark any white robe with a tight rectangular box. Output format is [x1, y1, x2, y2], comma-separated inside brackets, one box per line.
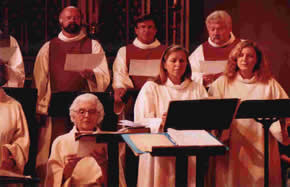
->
[208, 74, 288, 187]
[134, 79, 208, 187]
[0, 88, 30, 174]
[188, 33, 236, 85]
[112, 38, 161, 89]
[45, 126, 107, 187]
[0, 32, 25, 88]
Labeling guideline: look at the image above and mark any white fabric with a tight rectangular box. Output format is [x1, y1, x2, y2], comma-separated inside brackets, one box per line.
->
[45, 127, 106, 187]
[208, 74, 288, 187]
[2, 35, 25, 88]
[0, 88, 30, 173]
[33, 30, 110, 115]
[112, 38, 161, 89]
[188, 32, 236, 85]
[134, 79, 208, 187]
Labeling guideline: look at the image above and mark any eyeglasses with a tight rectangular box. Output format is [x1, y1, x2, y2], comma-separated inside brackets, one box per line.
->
[73, 109, 98, 116]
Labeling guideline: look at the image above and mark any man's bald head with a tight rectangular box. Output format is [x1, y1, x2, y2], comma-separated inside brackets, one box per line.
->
[59, 6, 82, 36]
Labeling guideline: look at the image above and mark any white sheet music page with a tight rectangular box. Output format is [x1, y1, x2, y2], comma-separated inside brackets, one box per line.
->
[64, 53, 104, 72]
[129, 59, 160, 77]
[167, 128, 223, 146]
[199, 60, 227, 74]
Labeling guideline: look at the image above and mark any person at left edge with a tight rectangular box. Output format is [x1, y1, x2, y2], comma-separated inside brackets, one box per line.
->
[33, 6, 110, 184]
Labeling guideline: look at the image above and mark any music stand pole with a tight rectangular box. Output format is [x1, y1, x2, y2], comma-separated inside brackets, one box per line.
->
[255, 117, 278, 187]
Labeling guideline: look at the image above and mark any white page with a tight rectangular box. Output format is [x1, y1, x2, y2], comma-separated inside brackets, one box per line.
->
[0, 47, 17, 63]
[167, 128, 223, 146]
[77, 136, 106, 158]
[200, 60, 227, 74]
[64, 53, 104, 72]
[129, 59, 160, 77]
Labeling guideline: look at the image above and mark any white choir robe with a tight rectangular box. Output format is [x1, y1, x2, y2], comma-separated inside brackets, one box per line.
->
[188, 32, 237, 85]
[2, 35, 25, 88]
[112, 38, 161, 90]
[208, 74, 288, 187]
[134, 79, 208, 187]
[0, 88, 30, 174]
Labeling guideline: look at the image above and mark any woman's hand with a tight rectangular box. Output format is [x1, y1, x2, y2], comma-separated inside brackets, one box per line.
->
[63, 154, 82, 180]
[158, 112, 168, 132]
[90, 149, 108, 185]
[0, 147, 15, 170]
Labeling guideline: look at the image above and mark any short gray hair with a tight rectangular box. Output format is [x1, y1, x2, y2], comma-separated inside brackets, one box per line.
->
[69, 93, 105, 126]
[206, 10, 232, 29]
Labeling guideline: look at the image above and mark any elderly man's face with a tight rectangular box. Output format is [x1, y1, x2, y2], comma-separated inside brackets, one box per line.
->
[59, 8, 81, 34]
[72, 100, 100, 131]
[207, 20, 231, 45]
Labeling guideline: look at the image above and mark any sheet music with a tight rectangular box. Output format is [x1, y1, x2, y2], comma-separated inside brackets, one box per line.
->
[76, 136, 106, 158]
[129, 59, 160, 77]
[200, 60, 227, 74]
[167, 128, 223, 146]
[0, 47, 17, 62]
[64, 53, 104, 72]
[129, 134, 175, 153]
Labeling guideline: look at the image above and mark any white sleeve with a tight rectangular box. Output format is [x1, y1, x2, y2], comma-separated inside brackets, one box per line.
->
[112, 46, 134, 89]
[134, 82, 162, 132]
[90, 40, 110, 92]
[33, 42, 51, 115]
[189, 45, 204, 85]
[4, 36, 25, 87]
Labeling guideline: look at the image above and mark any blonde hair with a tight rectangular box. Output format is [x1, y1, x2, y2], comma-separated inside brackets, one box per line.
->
[157, 45, 192, 84]
[225, 40, 272, 83]
[206, 10, 232, 29]
[69, 93, 105, 126]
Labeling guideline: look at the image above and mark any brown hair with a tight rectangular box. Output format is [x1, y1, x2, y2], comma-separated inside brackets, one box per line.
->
[225, 40, 272, 83]
[157, 45, 192, 84]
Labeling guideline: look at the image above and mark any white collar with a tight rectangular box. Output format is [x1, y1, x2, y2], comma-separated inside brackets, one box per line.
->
[133, 38, 161, 49]
[165, 78, 191, 90]
[208, 32, 236, 48]
[58, 29, 86, 42]
[236, 72, 257, 84]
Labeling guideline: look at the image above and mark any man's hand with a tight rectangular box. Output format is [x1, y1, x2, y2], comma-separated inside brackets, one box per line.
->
[114, 88, 127, 103]
[63, 154, 82, 181]
[203, 72, 223, 87]
[80, 69, 96, 82]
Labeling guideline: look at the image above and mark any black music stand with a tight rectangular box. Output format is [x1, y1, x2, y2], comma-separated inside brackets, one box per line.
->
[158, 98, 240, 187]
[236, 99, 290, 187]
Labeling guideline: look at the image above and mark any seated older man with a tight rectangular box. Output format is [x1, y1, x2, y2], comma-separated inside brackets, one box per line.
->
[0, 62, 30, 174]
[45, 93, 126, 187]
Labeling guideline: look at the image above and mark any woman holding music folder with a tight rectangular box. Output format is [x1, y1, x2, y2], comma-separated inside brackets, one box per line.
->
[45, 93, 126, 187]
[134, 45, 208, 187]
[208, 40, 289, 187]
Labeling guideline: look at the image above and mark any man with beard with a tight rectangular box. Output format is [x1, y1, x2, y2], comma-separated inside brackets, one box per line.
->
[189, 10, 241, 87]
[33, 6, 110, 184]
